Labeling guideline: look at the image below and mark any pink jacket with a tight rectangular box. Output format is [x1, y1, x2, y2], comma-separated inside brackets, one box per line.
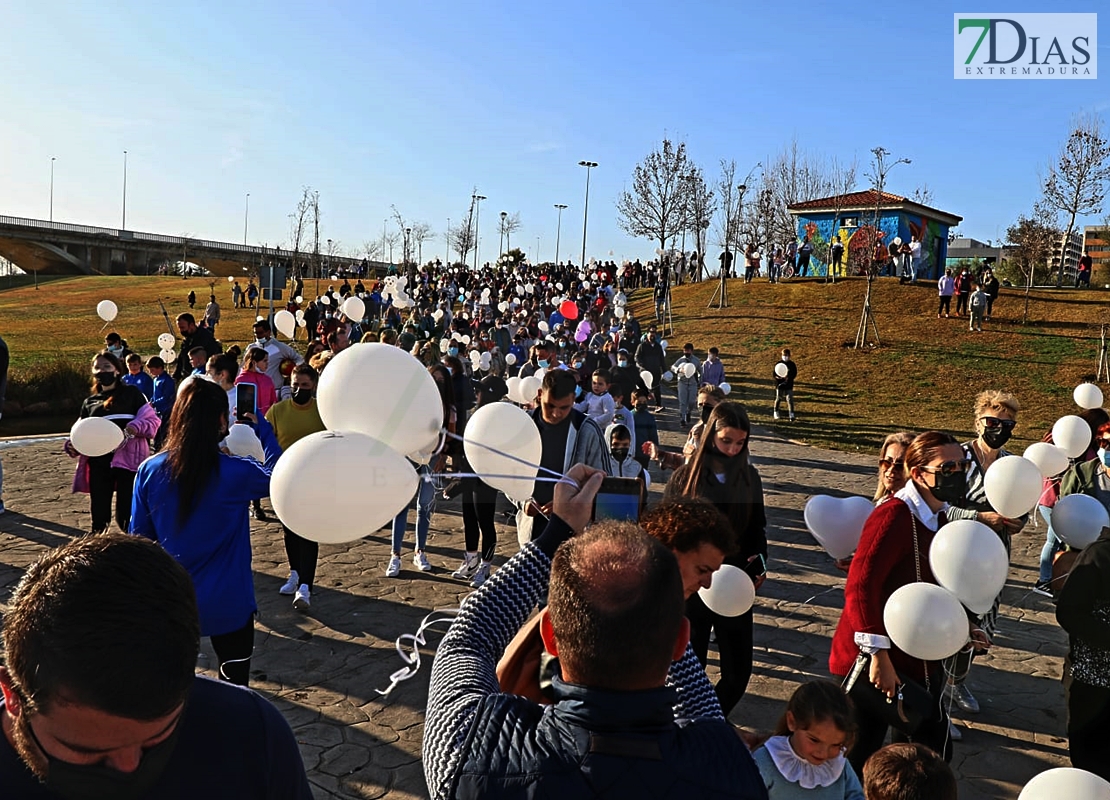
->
[71, 402, 161, 493]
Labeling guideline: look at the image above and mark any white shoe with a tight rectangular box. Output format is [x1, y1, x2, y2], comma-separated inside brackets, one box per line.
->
[452, 553, 481, 580]
[773, 412, 780, 420]
[414, 551, 432, 572]
[385, 554, 402, 577]
[279, 570, 299, 595]
[470, 563, 492, 588]
[293, 584, 311, 611]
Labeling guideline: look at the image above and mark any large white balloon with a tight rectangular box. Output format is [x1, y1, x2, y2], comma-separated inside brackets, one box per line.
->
[96, 300, 118, 322]
[929, 519, 1010, 614]
[274, 310, 296, 339]
[682, 363, 697, 379]
[224, 423, 266, 463]
[1074, 383, 1105, 411]
[159, 348, 176, 363]
[719, 382, 732, 395]
[984, 456, 1043, 519]
[157, 333, 176, 350]
[505, 376, 523, 404]
[316, 344, 443, 455]
[464, 403, 542, 502]
[1023, 442, 1070, 479]
[640, 369, 655, 389]
[884, 583, 969, 661]
[698, 564, 755, 617]
[1053, 415, 1092, 459]
[341, 295, 366, 321]
[518, 375, 541, 404]
[70, 417, 124, 457]
[1018, 768, 1110, 800]
[505, 352, 517, 366]
[271, 431, 418, 544]
[803, 495, 875, 561]
[774, 362, 789, 378]
[1052, 493, 1110, 550]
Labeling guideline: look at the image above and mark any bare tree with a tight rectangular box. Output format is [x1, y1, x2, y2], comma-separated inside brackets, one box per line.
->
[362, 239, 384, 262]
[1006, 202, 1061, 324]
[855, 147, 911, 348]
[410, 221, 434, 265]
[616, 138, 694, 257]
[1043, 113, 1110, 286]
[684, 167, 716, 281]
[912, 184, 935, 206]
[288, 187, 314, 271]
[496, 212, 522, 253]
[821, 158, 859, 282]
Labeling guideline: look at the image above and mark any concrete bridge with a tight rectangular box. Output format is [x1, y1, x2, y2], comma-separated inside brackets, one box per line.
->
[0, 214, 379, 277]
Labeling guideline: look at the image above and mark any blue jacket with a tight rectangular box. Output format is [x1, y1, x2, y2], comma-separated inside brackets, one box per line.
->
[130, 420, 281, 636]
[122, 370, 154, 400]
[150, 372, 177, 417]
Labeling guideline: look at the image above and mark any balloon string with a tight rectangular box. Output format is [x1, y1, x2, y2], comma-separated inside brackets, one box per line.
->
[374, 609, 459, 699]
[442, 429, 580, 489]
[424, 471, 575, 486]
[759, 585, 843, 654]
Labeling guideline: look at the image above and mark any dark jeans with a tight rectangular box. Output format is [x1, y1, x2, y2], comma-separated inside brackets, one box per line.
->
[462, 477, 498, 561]
[1066, 672, 1110, 780]
[650, 369, 664, 407]
[985, 295, 995, 317]
[686, 592, 753, 717]
[88, 459, 135, 533]
[283, 525, 319, 589]
[210, 616, 255, 686]
[844, 667, 951, 775]
[956, 292, 970, 315]
[938, 295, 952, 315]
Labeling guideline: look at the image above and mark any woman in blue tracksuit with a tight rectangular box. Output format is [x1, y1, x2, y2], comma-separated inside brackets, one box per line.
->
[131, 377, 281, 686]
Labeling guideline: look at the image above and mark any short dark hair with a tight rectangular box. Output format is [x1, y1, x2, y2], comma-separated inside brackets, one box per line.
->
[592, 369, 611, 383]
[188, 346, 207, 359]
[176, 313, 197, 326]
[541, 369, 578, 400]
[293, 363, 318, 383]
[862, 743, 956, 800]
[253, 319, 272, 332]
[709, 347, 719, 356]
[548, 522, 684, 689]
[640, 498, 737, 556]
[2, 533, 199, 719]
[146, 356, 165, 369]
[609, 424, 631, 443]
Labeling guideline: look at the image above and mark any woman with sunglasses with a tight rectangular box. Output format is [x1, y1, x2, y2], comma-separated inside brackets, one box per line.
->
[942, 390, 1025, 720]
[830, 431, 988, 772]
[662, 401, 767, 717]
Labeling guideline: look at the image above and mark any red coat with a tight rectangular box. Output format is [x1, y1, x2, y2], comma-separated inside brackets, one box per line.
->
[829, 497, 943, 683]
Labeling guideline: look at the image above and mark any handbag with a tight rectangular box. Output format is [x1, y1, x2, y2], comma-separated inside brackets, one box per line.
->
[844, 511, 935, 735]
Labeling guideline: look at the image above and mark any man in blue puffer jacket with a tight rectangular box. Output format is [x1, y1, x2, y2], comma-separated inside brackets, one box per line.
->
[424, 463, 767, 800]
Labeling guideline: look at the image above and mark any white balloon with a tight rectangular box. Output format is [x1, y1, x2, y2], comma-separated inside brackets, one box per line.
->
[157, 333, 176, 350]
[660, 340, 668, 351]
[556, 282, 564, 291]
[480, 352, 492, 368]
[224, 423, 266, 463]
[538, 321, 549, 333]
[1053, 415, 1092, 459]
[316, 344, 443, 455]
[296, 295, 304, 304]
[774, 362, 789, 378]
[498, 301, 509, 313]
[274, 310, 296, 339]
[1052, 493, 1110, 550]
[319, 295, 331, 305]
[719, 382, 732, 395]
[1018, 768, 1110, 800]
[682, 363, 697, 380]
[271, 431, 418, 544]
[929, 519, 1010, 614]
[698, 564, 755, 617]
[505, 352, 517, 366]
[461, 335, 471, 345]
[534, 368, 547, 383]
[342, 296, 366, 321]
[505, 376, 523, 404]
[984, 456, 1043, 518]
[227, 276, 235, 282]
[298, 319, 306, 328]
[803, 495, 875, 561]
[1023, 442, 1070, 479]
[70, 417, 124, 457]
[295, 309, 305, 321]
[518, 375, 541, 403]
[640, 370, 655, 389]
[884, 583, 969, 661]
[662, 370, 674, 382]
[464, 403, 542, 502]
[96, 300, 118, 322]
[159, 348, 176, 363]
[1074, 383, 1104, 410]
[614, 306, 625, 318]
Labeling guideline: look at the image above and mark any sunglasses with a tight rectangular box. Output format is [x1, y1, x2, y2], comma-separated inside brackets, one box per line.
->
[879, 458, 905, 472]
[980, 417, 1017, 430]
[921, 459, 972, 476]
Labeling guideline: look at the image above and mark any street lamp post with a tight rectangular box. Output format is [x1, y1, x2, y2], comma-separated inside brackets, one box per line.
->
[446, 217, 450, 265]
[122, 150, 128, 230]
[473, 194, 486, 271]
[578, 160, 598, 269]
[554, 203, 567, 265]
[244, 193, 250, 244]
[405, 227, 412, 267]
[499, 211, 507, 257]
[49, 157, 56, 223]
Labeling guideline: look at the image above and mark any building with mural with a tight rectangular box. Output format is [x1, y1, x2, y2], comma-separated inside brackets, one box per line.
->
[786, 191, 962, 280]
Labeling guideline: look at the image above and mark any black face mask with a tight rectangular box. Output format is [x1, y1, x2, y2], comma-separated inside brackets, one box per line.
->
[926, 470, 968, 504]
[981, 427, 1012, 450]
[292, 388, 312, 405]
[699, 404, 713, 423]
[24, 712, 182, 800]
[95, 371, 117, 387]
[610, 447, 630, 462]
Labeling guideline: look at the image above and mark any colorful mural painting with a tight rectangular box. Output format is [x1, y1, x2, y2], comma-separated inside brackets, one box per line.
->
[786, 191, 962, 281]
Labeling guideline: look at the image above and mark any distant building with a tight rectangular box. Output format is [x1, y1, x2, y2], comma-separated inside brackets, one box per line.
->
[1052, 230, 1083, 281]
[786, 191, 962, 280]
[946, 237, 1012, 270]
[1083, 225, 1110, 283]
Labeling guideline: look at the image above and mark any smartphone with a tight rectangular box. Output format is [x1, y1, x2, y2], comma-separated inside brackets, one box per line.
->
[235, 383, 257, 422]
[591, 477, 644, 523]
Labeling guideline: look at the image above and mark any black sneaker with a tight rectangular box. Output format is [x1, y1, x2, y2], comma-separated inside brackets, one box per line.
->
[1032, 580, 1053, 597]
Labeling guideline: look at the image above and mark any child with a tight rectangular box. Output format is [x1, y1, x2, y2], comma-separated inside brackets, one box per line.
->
[146, 356, 175, 450]
[753, 680, 863, 800]
[861, 743, 956, 800]
[605, 423, 649, 490]
[671, 342, 701, 427]
[968, 280, 986, 333]
[773, 348, 798, 422]
[121, 352, 153, 400]
[609, 383, 637, 455]
[702, 346, 726, 386]
[574, 369, 616, 429]
[631, 389, 659, 471]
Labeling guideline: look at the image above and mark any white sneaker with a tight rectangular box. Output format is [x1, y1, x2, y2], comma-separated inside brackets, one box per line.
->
[773, 412, 780, 420]
[414, 551, 432, 572]
[385, 554, 402, 577]
[470, 562, 492, 588]
[293, 584, 311, 611]
[452, 553, 481, 580]
[279, 570, 299, 595]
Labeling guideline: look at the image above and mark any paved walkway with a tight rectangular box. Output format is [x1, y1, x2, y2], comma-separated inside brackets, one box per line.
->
[0, 416, 1069, 799]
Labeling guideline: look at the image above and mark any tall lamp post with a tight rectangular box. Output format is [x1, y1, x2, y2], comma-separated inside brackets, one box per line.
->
[121, 150, 128, 230]
[49, 157, 56, 223]
[578, 160, 598, 269]
[446, 217, 450, 264]
[554, 203, 567, 265]
[499, 210, 507, 257]
[472, 194, 486, 271]
[243, 193, 250, 244]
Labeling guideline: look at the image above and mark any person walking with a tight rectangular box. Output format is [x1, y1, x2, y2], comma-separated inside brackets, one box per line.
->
[635, 326, 667, 412]
[773, 348, 798, 422]
[937, 268, 955, 318]
[671, 343, 702, 427]
[954, 268, 972, 317]
[204, 294, 221, 335]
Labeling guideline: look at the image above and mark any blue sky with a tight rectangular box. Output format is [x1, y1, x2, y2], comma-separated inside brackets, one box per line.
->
[0, 1, 1105, 265]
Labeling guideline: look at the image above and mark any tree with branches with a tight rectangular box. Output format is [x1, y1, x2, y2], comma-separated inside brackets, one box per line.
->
[1006, 202, 1060, 324]
[410, 221, 434, 266]
[496, 212, 522, 254]
[1043, 113, 1110, 287]
[288, 186, 317, 279]
[616, 139, 694, 258]
[855, 147, 911, 348]
[683, 168, 715, 281]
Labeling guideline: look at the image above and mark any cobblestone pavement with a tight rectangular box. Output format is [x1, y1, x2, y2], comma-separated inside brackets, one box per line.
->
[0, 414, 1069, 799]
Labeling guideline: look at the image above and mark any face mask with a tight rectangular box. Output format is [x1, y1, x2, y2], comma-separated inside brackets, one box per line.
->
[447, 347, 459, 357]
[635, 403, 648, 412]
[95, 371, 117, 386]
[610, 447, 630, 462]
[292, 388, 312, 405]
[538, 359, 549, 369]
[107, 345, 123, 356]
[24, 712, 181, 800]
[573, 362, 584, 370]
[1100, 448, 1110, 468]
[618, 360, 629, 368]
[926, 470, 967, 504]
[981, 426, 1012, 450]
[700, 404, 712, 423]
[257, 336, 270, 345]
[781, 356, 789, 362]
[575, 385, 583, 398]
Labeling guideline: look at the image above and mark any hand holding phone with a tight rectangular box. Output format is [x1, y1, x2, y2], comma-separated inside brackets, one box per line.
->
[235, 383, 257, 422]
[591, 477, 644, 523]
